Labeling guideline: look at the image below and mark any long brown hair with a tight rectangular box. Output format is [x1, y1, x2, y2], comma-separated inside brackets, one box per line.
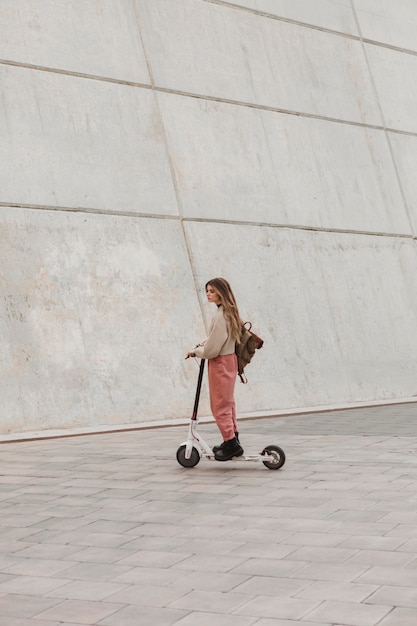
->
[206, 277, 242, 343]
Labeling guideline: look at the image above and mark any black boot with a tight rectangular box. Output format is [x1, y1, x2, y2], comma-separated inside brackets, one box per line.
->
[213, 432, 239, 454]
[214, 436, 243, 461]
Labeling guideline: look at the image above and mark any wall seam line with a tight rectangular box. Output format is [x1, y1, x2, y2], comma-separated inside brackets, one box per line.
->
[131, 0, 209, 330]
[2, 204, 415, 241]
[350, 0, 416, 239]
[0, 58, 153, 88]
[2, 58, 416, 137]
[203, 0, 417, 58]
[155, 88, 417, 137]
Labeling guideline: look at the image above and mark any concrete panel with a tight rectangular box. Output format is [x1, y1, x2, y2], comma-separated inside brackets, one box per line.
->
[0, 65, 178, 214]
[0, 0, 150, 83]
[226, 0, 358, 36]
[137, 0, 381, 125]
[365, 44, 417, 133]
[353, 0, 417, 52]
[186, 221, 417, 412]
[389, 132, 417, 237]
[159, 91, 409, 234]
[0, 208, 204, 433]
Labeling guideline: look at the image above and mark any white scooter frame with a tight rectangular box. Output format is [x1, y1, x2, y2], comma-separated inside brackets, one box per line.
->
[176, 359, 286, 470]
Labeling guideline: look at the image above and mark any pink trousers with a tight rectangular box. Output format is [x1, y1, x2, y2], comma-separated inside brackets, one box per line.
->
[208, 353, 238, 441]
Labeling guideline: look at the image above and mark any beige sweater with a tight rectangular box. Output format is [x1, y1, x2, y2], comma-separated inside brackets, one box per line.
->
[194, 305, 235, 359]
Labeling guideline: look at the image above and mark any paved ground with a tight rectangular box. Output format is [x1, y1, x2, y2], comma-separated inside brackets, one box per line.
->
[1, 403, 417, 626]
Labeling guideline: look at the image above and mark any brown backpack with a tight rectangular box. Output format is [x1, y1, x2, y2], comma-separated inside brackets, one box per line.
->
[235, 322, 264, 383]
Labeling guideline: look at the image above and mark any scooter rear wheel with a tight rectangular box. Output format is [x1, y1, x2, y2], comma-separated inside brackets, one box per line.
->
[176, 444, 201, 468]
[261, 445, 286, 470]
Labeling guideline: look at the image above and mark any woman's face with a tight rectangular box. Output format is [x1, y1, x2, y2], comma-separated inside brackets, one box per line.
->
[206, 284, 221, 305]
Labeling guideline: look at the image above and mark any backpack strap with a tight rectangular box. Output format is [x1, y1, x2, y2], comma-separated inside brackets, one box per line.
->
[238, 371, 248, 384]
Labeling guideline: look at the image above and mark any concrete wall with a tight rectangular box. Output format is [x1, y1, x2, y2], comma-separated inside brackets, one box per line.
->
[1, 0, 417, 434]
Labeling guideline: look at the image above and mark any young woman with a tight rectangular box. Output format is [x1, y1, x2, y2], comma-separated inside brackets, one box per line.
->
[187, 277, 243, 461]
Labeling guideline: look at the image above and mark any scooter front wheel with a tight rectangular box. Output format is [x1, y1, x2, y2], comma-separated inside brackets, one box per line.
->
[176, 444, 201, 468]
[261, 445, 286, 470]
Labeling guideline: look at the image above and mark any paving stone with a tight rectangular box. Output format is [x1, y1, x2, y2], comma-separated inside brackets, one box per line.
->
[119, 535, 190, 551]
[296, 580, 378, 602]
[169, 570, 250, 593]
[116, 548, 189, 567]
[328, 522, 397, 536]
[281, 531, 350, 547]
[230, 557, 308, 578]
[52, 562, 133, 582]
[282, 545, 357, 563]
[232, 574, 311, 597]
[113, 566, 182, 586]
[0, 619, 62, 626]
[357, 566, 417, 587]
[47, 580, 129, 601]
[395, 537, 417, 552]
[11, 544, 83, 560]
[348, 548, 417, 567]
[366, 584, 417, 608]
[235, 594, 320, 620]
[174, 612, 258, 625]
[377, 606, 417, 625]
[337, 535, 406, 551]
[0, 594, 61, 618]
[172, 553, 247, 573]
[291, 562, 370, 582]
[168, 589, 249, 613]
[98, 604, 189, 625]
[229, 542, 298, 559]
[3, 558, 75, 577]
[0, 576, 69, 596]
[33, 599, 123, 623]
[62, 546, 136, 564]
[163, 539, 243, 557]
[103, 582, 186, 607]
[253, 621, 329, 626]
[305, 599, 392, 625]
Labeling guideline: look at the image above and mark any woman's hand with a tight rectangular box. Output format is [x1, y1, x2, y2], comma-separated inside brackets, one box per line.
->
[186, 342, 204, 359]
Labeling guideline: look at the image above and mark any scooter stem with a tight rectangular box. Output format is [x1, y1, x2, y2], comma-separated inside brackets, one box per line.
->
[192, 359, 205, 421]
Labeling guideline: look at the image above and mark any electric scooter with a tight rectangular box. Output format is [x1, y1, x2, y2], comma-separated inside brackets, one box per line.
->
[176, 358, 286, 469]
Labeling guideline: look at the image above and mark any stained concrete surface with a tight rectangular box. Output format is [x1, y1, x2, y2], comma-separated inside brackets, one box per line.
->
[2, 0, 417, 434]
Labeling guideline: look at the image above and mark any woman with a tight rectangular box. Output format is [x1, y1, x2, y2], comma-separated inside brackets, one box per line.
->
[187, 277, 243, 461]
